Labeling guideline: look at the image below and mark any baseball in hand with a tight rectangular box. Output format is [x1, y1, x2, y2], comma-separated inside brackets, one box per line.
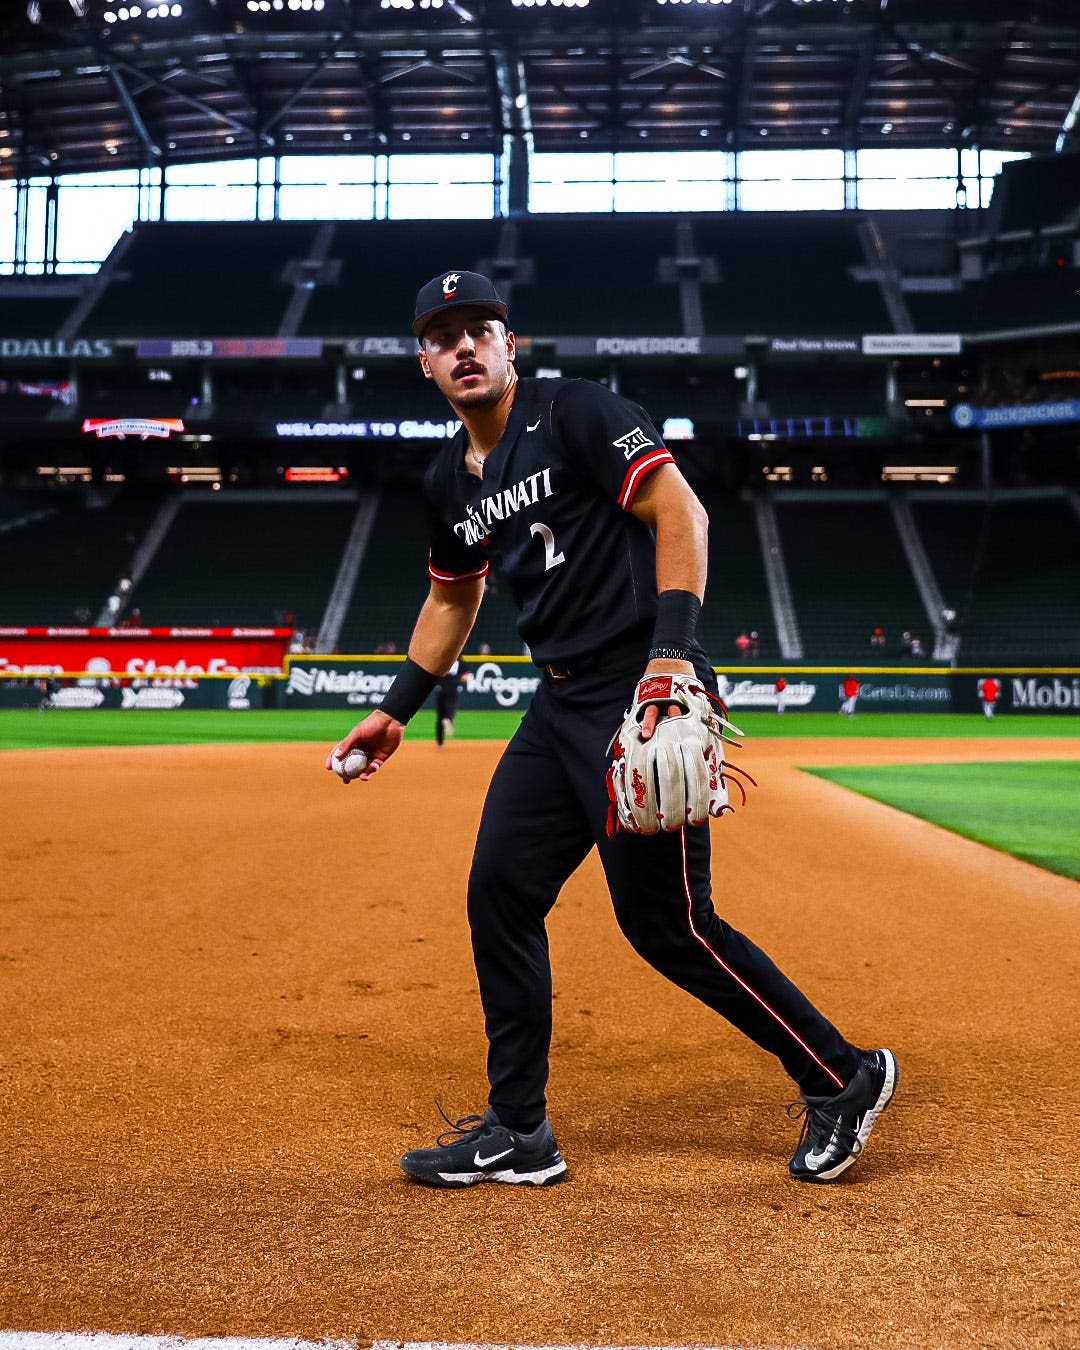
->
[331, 748, 369, 781]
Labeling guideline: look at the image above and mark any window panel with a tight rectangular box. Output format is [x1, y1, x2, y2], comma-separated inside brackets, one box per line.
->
[529, 180, 614, 213]
[856, 176, 959, 210]
[614, 179, 727, 212]
[164, 184, 258, 220]
[738, 149, 845, 180]
[387, 182, 494, 218]
[738, 178, 845, 211]
[387, 153, 494, 184]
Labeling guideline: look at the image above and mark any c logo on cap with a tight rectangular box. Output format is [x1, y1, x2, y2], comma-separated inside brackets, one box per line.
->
[442, 272, 462, 298]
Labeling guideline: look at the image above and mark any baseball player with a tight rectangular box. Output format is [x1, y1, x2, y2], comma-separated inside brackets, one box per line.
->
[434, 658, 464, 745]
[840, 675, 860, 716]
[775, 675, 787, 714]
[978, 675, 1000, 720]
[328, 270, 897, 1190]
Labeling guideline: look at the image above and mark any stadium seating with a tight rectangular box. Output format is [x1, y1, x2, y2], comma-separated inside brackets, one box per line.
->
[0, 485, 162, 624]
[0, 292, 81, 335]
[694, 486, 778, 664]
[79, 221, 321, 337]
[985, 152, 1080, 234]
[335, 487, 431, 654]
[129, 495, 356, 629]
[915, 493, 1080, 664]
[773, 496, 930, 663]
[697, 214, 892, 336]
[300, 219, 504, 337]
[508, 216, 683, 336]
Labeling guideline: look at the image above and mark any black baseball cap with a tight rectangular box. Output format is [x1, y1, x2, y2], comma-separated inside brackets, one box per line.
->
[412, 269, 508, 338]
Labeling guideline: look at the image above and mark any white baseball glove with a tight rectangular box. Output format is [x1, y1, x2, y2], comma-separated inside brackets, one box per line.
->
[606, 673, 746, 834]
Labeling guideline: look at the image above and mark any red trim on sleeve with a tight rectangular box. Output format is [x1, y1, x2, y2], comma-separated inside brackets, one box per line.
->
[428, 559, 489, 585]
[618, 448, 675, 510]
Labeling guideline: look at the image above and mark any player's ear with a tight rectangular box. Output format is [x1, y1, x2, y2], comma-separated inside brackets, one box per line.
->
[505, 329, 515, 363]
[418, 344, 433, 380]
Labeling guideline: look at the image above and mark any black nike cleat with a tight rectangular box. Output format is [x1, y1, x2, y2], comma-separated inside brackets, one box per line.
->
[400, 1107, 568, 1189]
[788, 1048, 898, 1183]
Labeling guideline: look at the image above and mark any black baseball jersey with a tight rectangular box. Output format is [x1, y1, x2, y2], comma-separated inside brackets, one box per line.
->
[424, 377, 674, 665]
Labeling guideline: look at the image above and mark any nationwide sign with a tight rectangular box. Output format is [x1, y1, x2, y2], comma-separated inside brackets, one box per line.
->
[1, 338, 113, 358]
[950, 399, 1080, 429]
[284, 657, 541, 710]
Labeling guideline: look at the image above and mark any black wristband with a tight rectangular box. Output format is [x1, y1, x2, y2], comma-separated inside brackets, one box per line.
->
[650, 589, 701, 657]
[379, 656, 439, 725]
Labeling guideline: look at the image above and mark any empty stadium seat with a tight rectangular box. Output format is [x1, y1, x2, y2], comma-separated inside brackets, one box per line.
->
[774, 496, 929, 662]
[697, 214, 892, 337]
[79, 221, 321, 337]
[300, 219, 504, 337]
[0, 485, 164, 624]
[130, 495, 356, 628]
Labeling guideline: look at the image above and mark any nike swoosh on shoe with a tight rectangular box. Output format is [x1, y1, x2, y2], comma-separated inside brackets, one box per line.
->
[474, 1147, 515, 1167]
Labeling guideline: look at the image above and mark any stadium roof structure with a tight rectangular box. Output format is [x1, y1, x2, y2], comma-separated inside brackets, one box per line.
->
[0, 0, 1078, 181]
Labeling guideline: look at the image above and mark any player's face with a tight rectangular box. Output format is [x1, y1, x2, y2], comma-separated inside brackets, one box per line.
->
[418, 307, 516, 410]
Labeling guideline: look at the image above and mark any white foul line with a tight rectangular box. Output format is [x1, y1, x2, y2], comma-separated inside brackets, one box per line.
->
[0, 1338, 807, 1350]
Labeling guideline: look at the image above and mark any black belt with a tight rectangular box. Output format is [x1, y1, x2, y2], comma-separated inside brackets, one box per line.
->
[542, 627, 652, 681]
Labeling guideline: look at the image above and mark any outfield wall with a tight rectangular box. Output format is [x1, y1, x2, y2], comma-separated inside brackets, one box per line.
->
[2, 658, 1078, 716]
[280, 657, 1080, 717]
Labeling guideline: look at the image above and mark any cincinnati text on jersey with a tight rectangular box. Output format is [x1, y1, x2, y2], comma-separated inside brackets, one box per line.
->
[453, 467, 556, 546]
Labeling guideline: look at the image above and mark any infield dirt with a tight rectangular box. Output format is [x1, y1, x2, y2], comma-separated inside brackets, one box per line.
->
[1, 737, 1078, 1349]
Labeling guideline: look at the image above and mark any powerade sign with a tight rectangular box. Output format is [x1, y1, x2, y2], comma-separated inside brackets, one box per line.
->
[951, 400, 1080, 429]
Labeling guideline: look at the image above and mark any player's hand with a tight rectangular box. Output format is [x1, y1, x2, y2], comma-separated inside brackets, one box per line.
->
[326, 710, 404, 782]
[639, 657, 696, 741]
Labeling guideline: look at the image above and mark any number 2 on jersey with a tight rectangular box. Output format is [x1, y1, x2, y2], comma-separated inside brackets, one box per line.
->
[530, 521, 566, 571]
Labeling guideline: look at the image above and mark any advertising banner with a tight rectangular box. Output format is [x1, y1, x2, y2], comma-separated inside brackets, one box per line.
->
[952, 672, 1080, 716]
[284, 656, 541, 712]
[0, 626, 292, 679]
[716, 671, 951, 713]
[136, 339, 323, 359]
[0, 674, 269, 711]
[951, 399, 1080, 430]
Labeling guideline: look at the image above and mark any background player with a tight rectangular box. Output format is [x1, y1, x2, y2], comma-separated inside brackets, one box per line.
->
[434, 658, 464, 745]
[840, 674, 860, 716]
[328, 270, 897, 1191]
[978, 674, 1001, 719]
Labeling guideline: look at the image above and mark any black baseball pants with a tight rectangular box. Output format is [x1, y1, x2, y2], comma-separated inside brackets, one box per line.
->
[467, 642, 862, 1128]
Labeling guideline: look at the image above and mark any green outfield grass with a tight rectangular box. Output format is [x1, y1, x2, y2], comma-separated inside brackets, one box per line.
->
[1, 707, 1079, 752]
[806, 759, 1080, 883]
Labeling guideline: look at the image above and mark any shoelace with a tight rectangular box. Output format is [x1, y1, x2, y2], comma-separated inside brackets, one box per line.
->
[786, 1099, 863, 1157]
[433, 1100, 490, 1147]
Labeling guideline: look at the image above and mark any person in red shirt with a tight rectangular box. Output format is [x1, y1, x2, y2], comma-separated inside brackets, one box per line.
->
[840, 675, 860, 716]
[775, 675, 787, 714]
[977, 675, 1001, 720]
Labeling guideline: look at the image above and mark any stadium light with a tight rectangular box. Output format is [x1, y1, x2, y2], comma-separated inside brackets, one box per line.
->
[511, 1, 590, 9]
[102, 1, 184, 20]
